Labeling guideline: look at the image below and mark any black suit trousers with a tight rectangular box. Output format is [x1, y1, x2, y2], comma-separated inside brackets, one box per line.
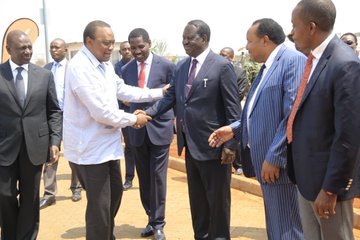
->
[0, 138, 42, 240]
[185, 147, 231, 240]
[70, 160, 122, 240]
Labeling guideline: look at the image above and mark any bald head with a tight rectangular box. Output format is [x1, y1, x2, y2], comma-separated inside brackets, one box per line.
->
[220, 47, 235, 62]
[6, 30, 33, 65]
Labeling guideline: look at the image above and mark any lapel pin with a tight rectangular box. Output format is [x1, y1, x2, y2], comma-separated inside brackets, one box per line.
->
[203, 78, 208, 87]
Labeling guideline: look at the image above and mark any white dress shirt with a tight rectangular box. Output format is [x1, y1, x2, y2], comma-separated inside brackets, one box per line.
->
[9, 59, 29, 97]
[137, 52, 153, 88]
[63, 46, 163, 165]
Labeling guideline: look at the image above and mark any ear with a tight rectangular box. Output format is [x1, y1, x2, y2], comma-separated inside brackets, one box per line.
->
[262, 35, 270, 46]
[309, 21, 317, 34]
[148, 40, 152, 48]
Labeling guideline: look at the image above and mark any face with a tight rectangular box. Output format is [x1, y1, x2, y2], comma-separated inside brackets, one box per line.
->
[219, 49, 233, 61]
[341, 35, 357, 52]
[119, 42, 132, 62]
[86, 26, 115, 62]
[129, 36, 151, 63]
[50, 39, 67, 62]
[182, 24, 207, 58]
[291, 6, 313, 55]
[245, 24, 265, 63]
[6, 33, 33, 65]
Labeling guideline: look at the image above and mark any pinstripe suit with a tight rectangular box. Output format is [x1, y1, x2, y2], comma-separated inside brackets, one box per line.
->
[232, 44, 306, 239]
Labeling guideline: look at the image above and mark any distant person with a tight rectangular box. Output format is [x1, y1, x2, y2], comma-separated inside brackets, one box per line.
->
[40, 38, 82, 210]
[288, 0, 360, 239]
[340, 32, 358, 55]
[146, 19, 240, 239]
[0, 30, 62, 239]
[63, 20, 167, 240]
[121, 28, 175, 240]
[114, 41, 136, 191]
[209, 18, 305, 239]
[219, 47, 248, 175]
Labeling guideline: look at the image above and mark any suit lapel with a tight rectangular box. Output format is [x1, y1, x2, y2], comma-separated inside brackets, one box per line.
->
[147, 54, 158, 89]
[249, 46, 285, 117]
[298, 37, 335, 110]
[186, 51, 214, 101]
[1, 61, 24, 109]
[24, 63, 36, 109]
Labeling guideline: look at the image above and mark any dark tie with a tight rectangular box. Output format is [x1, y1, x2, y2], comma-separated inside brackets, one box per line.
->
[286, 53, 315, 143]
[241, 64, 266, 148]
[138, 62, 145, 88]
[185, 59, 198, 97]
[15, 67, 26, 108]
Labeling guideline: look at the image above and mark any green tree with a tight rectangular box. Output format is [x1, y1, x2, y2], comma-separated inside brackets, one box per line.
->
[151, 39, 168, 56]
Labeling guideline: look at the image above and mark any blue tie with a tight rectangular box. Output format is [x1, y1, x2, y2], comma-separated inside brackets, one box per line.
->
[241, 64, 266, 148]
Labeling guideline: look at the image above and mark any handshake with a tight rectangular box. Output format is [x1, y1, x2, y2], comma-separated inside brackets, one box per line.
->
[132, 109, 152, 129]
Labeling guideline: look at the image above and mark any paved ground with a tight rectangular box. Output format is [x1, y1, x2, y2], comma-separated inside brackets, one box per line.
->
[37, 136, 360, 240]
[38, 157, 268, 240]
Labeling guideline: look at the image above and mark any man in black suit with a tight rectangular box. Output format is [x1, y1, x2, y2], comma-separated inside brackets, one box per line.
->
[146, 20, 240, 239]
[287, 0, 360, 239]
[219, 47, 248, 175]
[0, 30, 62, 239]
[40, 38, 82, 209]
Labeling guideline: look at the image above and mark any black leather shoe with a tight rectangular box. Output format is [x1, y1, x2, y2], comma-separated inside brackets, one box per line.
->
[123, 180, 133, 191]
[141, 224, 154, 237]
[153, 229, 166, 240]
[39, 196, 56, 210]
[72, 190, 82, 202]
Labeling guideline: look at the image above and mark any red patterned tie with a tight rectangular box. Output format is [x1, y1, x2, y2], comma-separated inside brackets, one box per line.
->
[286, 53, 315, 143]
[138, 62, 145, 88]
[185, 59, 198, 97]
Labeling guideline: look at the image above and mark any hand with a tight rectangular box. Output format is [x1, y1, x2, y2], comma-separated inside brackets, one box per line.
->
[134, 109, 146, 115]
[132, 113, 152, 129]
[314, 189, 337, 219]
[221, 147, 236, 164]
[47, 145, 60, 166]
[162, 84, 170, 96]
[208, 126, 234, 148]
[260, 160, 280, 184]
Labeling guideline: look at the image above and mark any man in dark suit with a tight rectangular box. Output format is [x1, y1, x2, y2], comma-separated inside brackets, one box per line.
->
[146, 20, 240, 239]
[287, 0, 360, 239]
[121, 28, 175, 240]
[40, 38, 82, 209]
[219, 47, 248, 175]
[114, 41, 136, 190]
[0, 30, 62, 239]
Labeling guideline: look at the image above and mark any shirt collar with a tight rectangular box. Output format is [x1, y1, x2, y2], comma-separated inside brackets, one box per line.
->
[137, 52, 153, 67]
[9, 59, 29, 72]
[81, 46, 109, 69]
[311, 32, 335, 60]
[264, 44, 283, 69]
[192, 47, 210, 65]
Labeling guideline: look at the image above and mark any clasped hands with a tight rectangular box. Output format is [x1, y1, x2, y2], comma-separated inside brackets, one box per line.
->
[132, 109, 152, 129]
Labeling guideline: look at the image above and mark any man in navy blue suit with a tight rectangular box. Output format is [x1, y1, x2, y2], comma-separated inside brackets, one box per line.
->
[287, 0, 360, 239]
[146, 20, 240, 239]
[121, 28, 175, 240]
[114, 41, 136, 190]
[208, 18, 305, 239]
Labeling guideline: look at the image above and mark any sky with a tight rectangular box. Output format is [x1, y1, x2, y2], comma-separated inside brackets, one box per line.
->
[1, 0, 359, 62]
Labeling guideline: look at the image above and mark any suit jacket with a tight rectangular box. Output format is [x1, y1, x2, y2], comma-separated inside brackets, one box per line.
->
[234, 64, 248, 101]
[114, 59, 131, 112]
[288, 36, 360, 201]
[0, 61, 62, 166]
[147, 50, 240, 160]
[121, 54, 175, 146]
[238, 45, 306, 182]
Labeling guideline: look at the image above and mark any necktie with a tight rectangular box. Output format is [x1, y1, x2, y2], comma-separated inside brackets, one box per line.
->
[51, 62, 59, 75]
[138, 62, 145, 88]
[286, 53, 315, 143]
[15, 67, 26, 108]
[185, 59, 198, 97]
[240, 64, 266, 148]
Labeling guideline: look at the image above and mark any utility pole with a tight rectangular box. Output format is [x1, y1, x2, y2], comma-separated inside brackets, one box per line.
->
[41, 0, 50, 63]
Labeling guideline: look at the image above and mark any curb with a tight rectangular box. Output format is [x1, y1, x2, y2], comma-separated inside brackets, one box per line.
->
[168, 156, 360, 229]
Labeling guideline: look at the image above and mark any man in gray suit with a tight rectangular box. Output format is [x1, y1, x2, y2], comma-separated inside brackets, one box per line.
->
[0, 30, 62, 239]
[40, 38, 82, 209]
[209, 18, 306, 239]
